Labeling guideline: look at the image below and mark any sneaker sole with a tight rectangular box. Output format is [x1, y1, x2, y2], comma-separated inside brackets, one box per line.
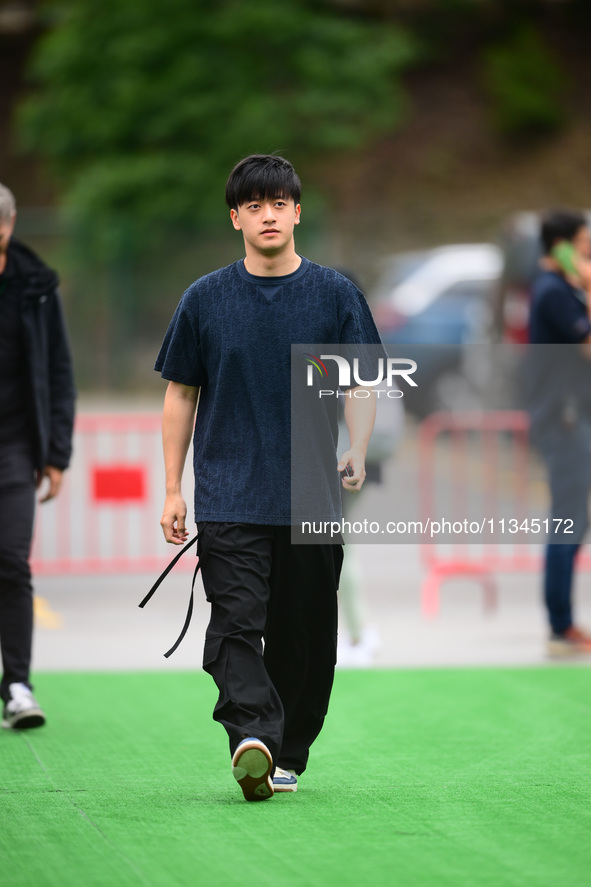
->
[547, 641, 591, 658]
[273, 781, 297, 793]
[1, 710, 46, 730]
[231, 741, 274, 801]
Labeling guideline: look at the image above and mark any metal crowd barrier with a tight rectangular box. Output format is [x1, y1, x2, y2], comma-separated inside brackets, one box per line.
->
[32, 410, 590, 611]
[418, 410, 591, 617]
[30, 413, 194, 575]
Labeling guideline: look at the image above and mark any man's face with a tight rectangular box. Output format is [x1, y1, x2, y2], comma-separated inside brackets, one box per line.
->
[572, 224, 591, 259]
[230, 196, 301, 255]
[0, 215, 15, 260]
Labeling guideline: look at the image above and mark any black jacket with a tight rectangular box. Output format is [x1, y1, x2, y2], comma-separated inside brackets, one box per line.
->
[7, 238, 76, 472]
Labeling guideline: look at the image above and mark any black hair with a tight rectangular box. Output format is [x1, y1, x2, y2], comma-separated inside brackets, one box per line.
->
[540, 209, 587, 255]
[225, 154, 301, 210]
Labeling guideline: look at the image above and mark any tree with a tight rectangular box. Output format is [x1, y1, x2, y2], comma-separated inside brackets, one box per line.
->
[481, 26, 568, 137]
[19, 0, 415, 242]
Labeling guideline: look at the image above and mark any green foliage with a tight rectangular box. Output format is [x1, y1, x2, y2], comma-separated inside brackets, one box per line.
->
[18, 0, 415, 242]
[481, 26, 569, 137]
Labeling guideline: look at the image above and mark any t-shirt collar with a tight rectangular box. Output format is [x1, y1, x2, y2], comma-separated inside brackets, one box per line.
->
[236, 256, 309, 286]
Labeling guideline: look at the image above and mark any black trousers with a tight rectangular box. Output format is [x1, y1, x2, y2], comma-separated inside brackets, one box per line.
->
[197, 522, 343, 775]
[0, 446, 36, 703]
[534, 420, 591, 633]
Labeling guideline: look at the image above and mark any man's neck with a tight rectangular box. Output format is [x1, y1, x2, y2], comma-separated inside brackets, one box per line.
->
[243, 248, 301, 278]
[0, 253, 7, 275]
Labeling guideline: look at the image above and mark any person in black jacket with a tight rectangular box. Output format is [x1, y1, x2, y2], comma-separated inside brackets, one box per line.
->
[0, 183, 76, 729]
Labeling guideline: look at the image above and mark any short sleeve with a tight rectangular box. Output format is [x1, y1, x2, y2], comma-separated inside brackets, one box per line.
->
[332, 278, 386, 389]
[154, 287, 206, 387]
[338, 281, 384, 347]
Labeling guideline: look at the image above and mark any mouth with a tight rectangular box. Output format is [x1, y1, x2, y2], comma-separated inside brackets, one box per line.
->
[261, 229, 280, 235]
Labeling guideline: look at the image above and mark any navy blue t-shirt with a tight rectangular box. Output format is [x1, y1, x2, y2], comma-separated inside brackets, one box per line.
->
[526, 270, 591, 435]
[529, 270, 591, 345]
[155, 257, 383, 524]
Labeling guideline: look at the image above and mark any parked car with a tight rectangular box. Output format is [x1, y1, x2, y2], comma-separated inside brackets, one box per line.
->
[371, 244, 503, 416]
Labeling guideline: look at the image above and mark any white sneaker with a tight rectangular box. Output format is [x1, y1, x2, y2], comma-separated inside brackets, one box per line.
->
[273, 767, 298, 792]
[337, 626, 381, 668]
[1, 683, 46, 730]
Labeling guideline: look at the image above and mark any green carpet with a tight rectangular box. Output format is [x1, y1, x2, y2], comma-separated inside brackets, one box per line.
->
[1, 668, 590, 887]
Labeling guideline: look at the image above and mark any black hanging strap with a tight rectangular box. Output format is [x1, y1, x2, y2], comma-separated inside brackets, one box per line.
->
[139, 535, 198, 608]
[139, 532, 210, 658]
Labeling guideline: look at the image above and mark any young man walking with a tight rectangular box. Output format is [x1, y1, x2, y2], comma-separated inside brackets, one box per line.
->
[0, 183, 75, 728]
[156, 154, 383, 800]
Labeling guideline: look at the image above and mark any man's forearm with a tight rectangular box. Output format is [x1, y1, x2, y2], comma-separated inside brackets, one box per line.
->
[344, 386, 377, 455]
[162, 381, 199, 492]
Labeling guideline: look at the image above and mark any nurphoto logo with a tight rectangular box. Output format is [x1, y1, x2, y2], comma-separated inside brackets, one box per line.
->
[304, 353, 417, 398]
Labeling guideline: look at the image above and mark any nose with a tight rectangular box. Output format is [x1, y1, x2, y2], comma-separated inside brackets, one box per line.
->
[262, 202, 277, 223]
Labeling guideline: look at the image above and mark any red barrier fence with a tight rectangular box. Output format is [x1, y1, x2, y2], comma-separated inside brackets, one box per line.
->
[33, 410, 589, 608]
[418, 410, 591, 617]
[31, 413, 194, 575]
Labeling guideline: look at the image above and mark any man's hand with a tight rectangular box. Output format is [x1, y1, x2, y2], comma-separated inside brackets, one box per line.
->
[340, 385, 376, 494]
[337, 447, 367, 494]
[36, 465, 64, 503]
[160, 492, 190, 545]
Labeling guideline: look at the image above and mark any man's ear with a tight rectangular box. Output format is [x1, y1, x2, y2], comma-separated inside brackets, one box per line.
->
[230, 208, 241, 231]
[294, 204, 301, 225]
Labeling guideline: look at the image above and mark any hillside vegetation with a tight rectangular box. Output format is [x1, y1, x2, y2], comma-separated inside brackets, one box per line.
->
[2, 0, 591, 386]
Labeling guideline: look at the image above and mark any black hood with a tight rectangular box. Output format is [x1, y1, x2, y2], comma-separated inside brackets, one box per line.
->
[7, 237, 60, 297]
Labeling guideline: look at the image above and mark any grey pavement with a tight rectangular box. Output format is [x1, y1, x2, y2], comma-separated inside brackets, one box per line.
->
[30, 400, 591, 672]
[32, 542, 591, 672]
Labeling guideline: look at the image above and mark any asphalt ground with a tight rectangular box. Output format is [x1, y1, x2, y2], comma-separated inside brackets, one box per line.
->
[30, 400, 591, 673]
[32, 540, 591, 673]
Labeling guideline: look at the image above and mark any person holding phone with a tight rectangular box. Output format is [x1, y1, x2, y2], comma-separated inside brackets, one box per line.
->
[528, 208, 591, 656]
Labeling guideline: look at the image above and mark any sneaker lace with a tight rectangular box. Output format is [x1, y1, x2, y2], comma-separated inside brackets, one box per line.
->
[9, 683, 35, 707]
[11, 682, 32, 699]
[275, 767, 296, 779]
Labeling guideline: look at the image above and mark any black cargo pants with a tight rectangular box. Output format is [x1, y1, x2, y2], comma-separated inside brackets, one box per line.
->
[197, 522, 343, 775]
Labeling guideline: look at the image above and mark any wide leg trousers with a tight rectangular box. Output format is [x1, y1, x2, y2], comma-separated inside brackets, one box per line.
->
[197, 522, 343, 775]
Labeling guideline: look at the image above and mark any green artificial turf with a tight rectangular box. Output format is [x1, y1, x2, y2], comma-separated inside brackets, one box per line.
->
[1, 668, 590, 887]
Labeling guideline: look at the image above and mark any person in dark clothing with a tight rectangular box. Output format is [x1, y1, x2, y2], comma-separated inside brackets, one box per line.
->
[528, 208, 591, 657]
[156, 155, 382, 801]
[0, 183, 76, 728]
